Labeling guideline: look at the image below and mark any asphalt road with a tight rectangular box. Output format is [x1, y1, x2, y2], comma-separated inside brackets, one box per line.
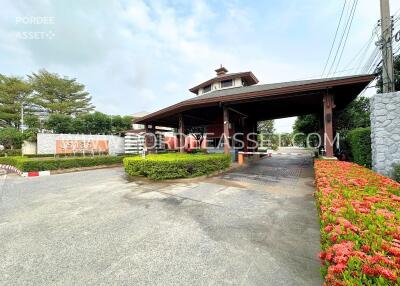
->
[0, 155, 321, 285]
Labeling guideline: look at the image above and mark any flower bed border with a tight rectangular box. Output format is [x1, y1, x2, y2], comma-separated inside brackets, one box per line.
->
[314, 160, 400, 285]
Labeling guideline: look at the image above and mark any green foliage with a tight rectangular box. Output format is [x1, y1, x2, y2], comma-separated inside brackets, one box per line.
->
[45, 114, 74, 133]
[0, 128, 24, 149]
[0, 149, 22, 156]
[124, 153, 231, 180]
[28, 69, 94, 115]
[77, 112, 112, 134]
[45, 112, 132, 134]
[184, 126, 206, 147]
[24, 114, 40, 129]
[0, 74, 33, 128]
[0, 155, 126, 172]
[394, 165, 400, 183]
[257, 120, 275, 134]
[376, 54, 400, 93]
[292, 114, 320, 146]
[335, 97, 370, 134]
[347, 127, 371, 168]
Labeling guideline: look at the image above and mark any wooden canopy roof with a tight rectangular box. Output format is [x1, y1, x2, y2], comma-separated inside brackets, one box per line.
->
[136, 74, 376, 128]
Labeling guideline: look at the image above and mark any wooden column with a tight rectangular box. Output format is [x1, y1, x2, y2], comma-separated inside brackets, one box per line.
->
[223, 106, 230, 155]
[178, 114, 185, 153]
[144, 124, 155, 152]
[323, 93, 334, 157]
[243, 118, 248, 152]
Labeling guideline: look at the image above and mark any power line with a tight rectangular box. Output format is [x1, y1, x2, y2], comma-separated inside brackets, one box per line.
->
[321, 0, 347, 77]
[327, 0, 359, 77]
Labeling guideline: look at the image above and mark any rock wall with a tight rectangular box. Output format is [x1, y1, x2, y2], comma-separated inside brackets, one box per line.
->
[370, 91, 400, 177]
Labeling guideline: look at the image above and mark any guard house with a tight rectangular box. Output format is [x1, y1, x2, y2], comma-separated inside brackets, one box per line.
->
[136, 67, 375, 158]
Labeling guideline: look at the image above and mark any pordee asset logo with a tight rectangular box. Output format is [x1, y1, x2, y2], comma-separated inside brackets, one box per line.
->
[15, 16, 56, 40]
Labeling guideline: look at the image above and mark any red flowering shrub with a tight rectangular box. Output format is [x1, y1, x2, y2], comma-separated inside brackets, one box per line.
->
[315, 160, 400, 285]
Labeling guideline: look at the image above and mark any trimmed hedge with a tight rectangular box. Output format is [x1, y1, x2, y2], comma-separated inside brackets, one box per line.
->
[348, 127, 371, 168]
[24, 152, 109, 158]
[0, 155, 127, 172]
[123, 153, 231, 180]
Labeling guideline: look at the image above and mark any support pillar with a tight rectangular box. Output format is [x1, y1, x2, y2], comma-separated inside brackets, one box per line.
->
[243, 118, 248, 152]
[144, 124, 155, 152]
[223, 106, 230, 155]
[178, 114, 185, 153]
[323, 93, 335, 157]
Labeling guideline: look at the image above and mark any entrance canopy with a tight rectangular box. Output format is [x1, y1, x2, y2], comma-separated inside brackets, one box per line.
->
[136, 74, 375, 128]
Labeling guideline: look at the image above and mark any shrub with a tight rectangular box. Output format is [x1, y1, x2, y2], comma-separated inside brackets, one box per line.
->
[394, 164, 400, 183]
[0, 128, 23, 149]
[0, 155, 127, 172]
[347, 127, 371, 168]
[123, 153, 231, 180]
[0, 149, 22, 156]
[315, 160, 400, 285]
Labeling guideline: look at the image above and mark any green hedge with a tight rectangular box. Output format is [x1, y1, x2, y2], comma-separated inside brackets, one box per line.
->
[124, 153, 231, 180]
[347, 127, 371, 168]
[394, 164, 400, 183]
[0, 155, 127, 172]
[0, 149, 22, 157]
[24, 152, 109, 158]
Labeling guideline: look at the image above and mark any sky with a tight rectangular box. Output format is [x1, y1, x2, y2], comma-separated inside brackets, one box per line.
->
[1, 0, 399, 133]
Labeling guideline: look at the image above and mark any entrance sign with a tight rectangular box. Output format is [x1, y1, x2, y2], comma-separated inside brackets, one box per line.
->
[56, 140, 109, 154]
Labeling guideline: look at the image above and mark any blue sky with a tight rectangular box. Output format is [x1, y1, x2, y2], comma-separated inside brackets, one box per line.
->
[1, 0, 399, 132]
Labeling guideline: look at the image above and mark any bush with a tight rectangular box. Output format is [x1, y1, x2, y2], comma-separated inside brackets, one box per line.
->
[347, 127, 371, 168]
[124, 153, 231, 180]
[0, 155, 127, 172]
[394, 164, 400, 183]
[0, 149, 22, 156]
[315, 160, 400, 285]
[24, 152, 109, 158]
[0, 128, 23, 149]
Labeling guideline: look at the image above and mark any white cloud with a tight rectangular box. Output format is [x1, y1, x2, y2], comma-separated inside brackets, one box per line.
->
[0, 0, 396, 129]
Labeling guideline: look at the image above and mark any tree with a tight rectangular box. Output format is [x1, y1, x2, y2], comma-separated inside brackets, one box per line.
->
[0, 128, 24, 149]
[376, 54, 400, 93]
[257, 120, 275, 134]
[0, 74, 32, 128]
[45, 114, 74, 133]
[28, 69, 94, 115]
[77, 112, 112, 134]
[292, 114, 320, 146]
[292, 96, 371, 147]
[111, 115, 133, 133]
[334, 96, 370, 134]
[184, 126, 206, 148]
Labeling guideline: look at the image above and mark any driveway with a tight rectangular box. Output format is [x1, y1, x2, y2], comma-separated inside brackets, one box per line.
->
[0, 154, 321, 285]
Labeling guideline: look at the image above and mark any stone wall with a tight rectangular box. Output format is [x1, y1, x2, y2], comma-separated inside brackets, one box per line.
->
[370, 91, 400, 177]
[37, 133, 125, 155]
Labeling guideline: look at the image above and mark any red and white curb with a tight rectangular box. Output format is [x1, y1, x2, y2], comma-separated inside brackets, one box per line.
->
[0, 164, 51, 177]
[21, 171, 51, 177]
[0, 164, 22, 176]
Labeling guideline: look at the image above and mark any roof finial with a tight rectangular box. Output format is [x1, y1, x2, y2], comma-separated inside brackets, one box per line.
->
[215, 66, 228, 76]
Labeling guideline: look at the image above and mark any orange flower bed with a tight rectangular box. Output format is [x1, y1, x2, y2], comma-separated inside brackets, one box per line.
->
[315, 160, 400, 285]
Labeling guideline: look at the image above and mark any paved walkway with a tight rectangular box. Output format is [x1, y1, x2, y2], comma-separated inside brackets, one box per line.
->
[0, 155, 321, 285]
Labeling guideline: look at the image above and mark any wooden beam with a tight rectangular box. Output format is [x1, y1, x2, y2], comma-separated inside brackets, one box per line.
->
[223, 106, 230, 155]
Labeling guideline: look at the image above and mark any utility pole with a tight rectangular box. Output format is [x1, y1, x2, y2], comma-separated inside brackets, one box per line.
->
[20, 104, 24, 133]
[380, 0, 395, 93]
